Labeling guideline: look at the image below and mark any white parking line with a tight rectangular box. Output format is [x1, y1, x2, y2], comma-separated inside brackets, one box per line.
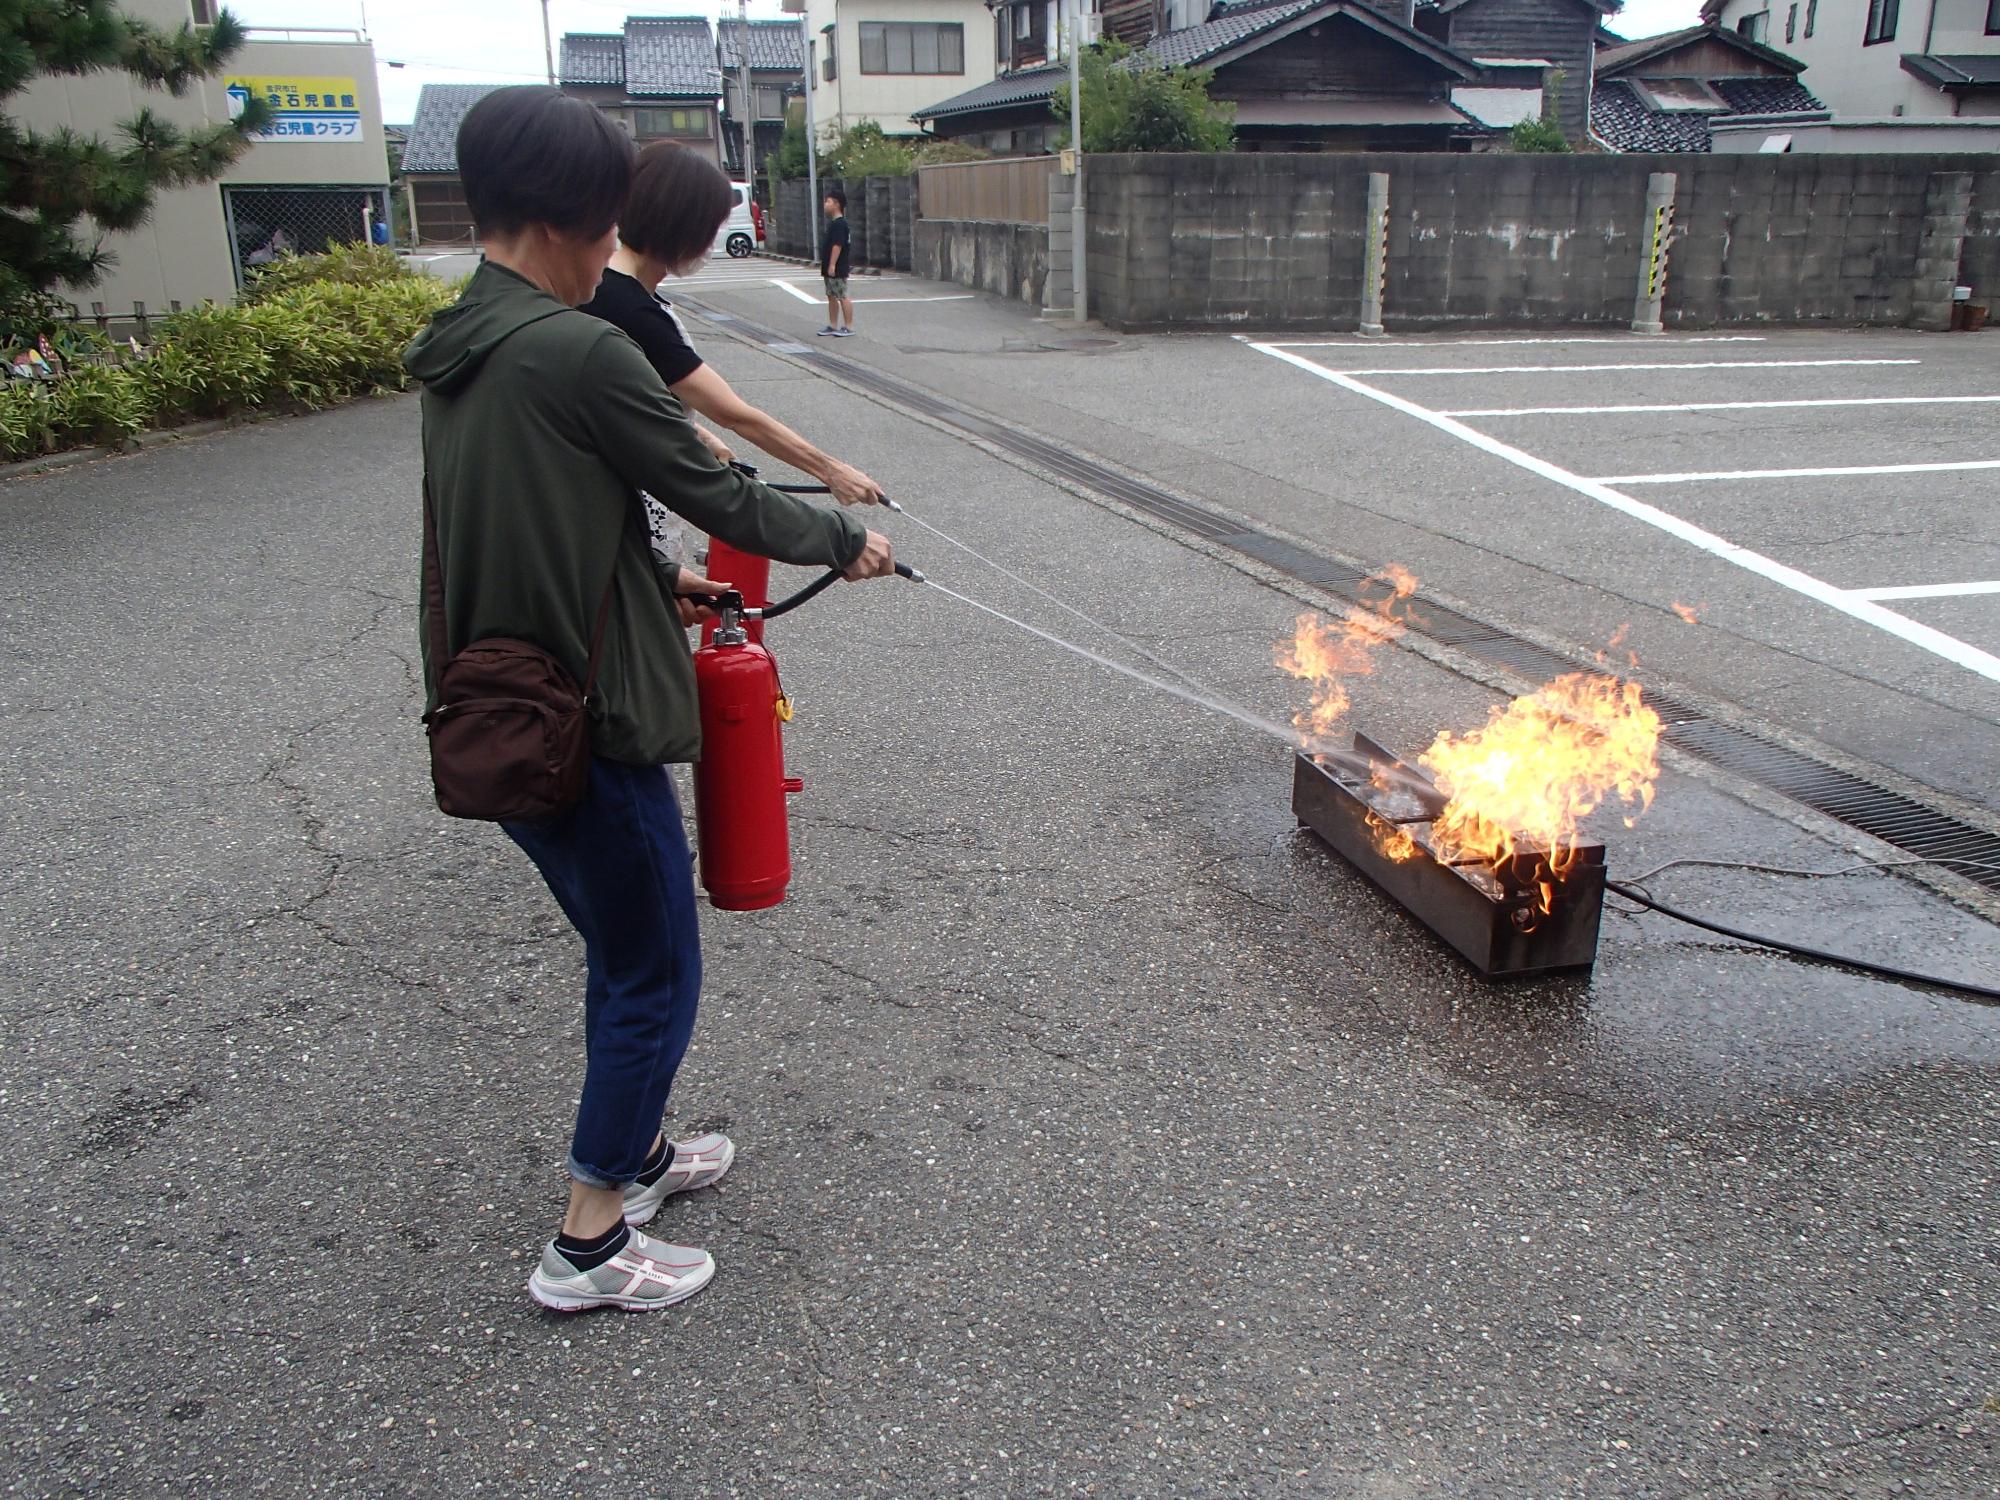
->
[1595, 460, 2000, 485]
[1445, 395, 2000, 417]
[1270, 335, 1769, 349]
[1852, 581, 2000, 601]
[771, 279, 822, 304]
[850, 295, 975, 304]
[1328, 359, 1923, 377]
[1246, 341, 2000, 684]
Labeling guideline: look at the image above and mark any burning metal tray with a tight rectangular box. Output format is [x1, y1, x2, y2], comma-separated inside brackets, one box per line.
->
[1292, 737, 1606, 978]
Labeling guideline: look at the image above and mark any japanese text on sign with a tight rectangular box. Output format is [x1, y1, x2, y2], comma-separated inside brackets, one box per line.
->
[225, 76, 366, 144]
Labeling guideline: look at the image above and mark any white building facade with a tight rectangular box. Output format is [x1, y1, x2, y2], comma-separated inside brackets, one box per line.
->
[1706, 0, 2000, 148]
[801, 0, 1002, 137]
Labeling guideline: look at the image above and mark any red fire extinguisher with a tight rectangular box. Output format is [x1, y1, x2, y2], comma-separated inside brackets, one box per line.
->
[700, 536, 769, 647]
[688, 559, 923, 911]
[693, 597, 801, 911]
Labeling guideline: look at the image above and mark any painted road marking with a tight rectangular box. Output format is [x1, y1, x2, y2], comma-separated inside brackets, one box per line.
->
[1444, 395, 2000, 417]
[771, 279, 822, 304]
[1273, 335, 1769, 349]
[1325, 359, 1923, 377]
[1246, 341, 2000, 685]
[1595, 460, 2000, 485]
[1851, 580, 2000, 601]
[850, 295, 976, 304]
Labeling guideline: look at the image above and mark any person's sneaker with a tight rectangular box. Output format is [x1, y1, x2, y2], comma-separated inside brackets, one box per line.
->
[527, 1227, 715, 1313]
[622, 1131, 736, 1226]
[816, 325, 839, 336]
[832, 327, 855, 337]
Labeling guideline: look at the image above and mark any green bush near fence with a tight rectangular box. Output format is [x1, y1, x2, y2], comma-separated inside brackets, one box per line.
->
[768, 115, 992, 184]
[0, 251, 456, 463]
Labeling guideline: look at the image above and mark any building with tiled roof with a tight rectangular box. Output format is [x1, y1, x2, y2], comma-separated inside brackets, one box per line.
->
[716, 18, 808, 179]
[401, 83, 505, 244]
[559, 17, 726, 168]
[1588, 23, 1828, 152]
[1703, 0, 1998, 151]
[915, 0, 1485, 152]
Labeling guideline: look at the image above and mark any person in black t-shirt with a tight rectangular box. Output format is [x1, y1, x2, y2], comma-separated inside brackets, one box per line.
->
[819, 189, 853, 338]
[579, 146, 885, 510]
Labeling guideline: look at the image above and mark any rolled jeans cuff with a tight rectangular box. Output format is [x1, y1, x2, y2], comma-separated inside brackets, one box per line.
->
[567, 1152, 630, 1191]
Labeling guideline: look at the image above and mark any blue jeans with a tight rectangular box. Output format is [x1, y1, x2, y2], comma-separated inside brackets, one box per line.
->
[503, 757, 703, 1189]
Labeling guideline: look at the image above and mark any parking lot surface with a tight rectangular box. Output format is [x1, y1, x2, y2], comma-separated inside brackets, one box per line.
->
[2, 277, 1996, 1497]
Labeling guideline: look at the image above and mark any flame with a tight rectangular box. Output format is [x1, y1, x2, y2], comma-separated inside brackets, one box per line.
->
[1418, 673, 1662, 899]
[1364, 809, 1420, 862]
[1275, 567, 1420, 747]
[1671, 601, 1701, 625]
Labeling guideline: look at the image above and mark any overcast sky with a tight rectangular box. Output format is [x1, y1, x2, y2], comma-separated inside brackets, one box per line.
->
[233, 0, 1706, 126]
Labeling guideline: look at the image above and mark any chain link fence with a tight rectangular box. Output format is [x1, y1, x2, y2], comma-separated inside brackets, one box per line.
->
[223, 186, 392, 287]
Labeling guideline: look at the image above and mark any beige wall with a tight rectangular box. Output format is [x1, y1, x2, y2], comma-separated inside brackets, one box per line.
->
[805, 0, 1000, 136]
[10, 6, 387, 313]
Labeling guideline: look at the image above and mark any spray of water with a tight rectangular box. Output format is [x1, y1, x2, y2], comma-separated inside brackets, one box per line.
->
[917, 578, 1297, 746]
[895, 506, 1226, 700]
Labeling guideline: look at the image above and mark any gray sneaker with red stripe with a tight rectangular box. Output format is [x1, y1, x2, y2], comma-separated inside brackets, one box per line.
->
[527, 1227, 715, 1312]
[622, 1131, 735, 1226]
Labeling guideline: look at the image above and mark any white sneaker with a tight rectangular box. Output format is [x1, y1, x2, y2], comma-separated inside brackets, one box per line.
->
[622, 1131, 736, 1226]
[527, 1227, 715, 1312]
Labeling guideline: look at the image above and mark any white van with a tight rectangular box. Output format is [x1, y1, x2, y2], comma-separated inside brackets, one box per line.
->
[715, 182, 759, 259]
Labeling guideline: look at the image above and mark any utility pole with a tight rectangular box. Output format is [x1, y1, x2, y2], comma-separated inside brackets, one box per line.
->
[802, 11, 820, 266]
[735, 0, 756, 183]
[1068, 0, 1087, 322]
[539, 0, 556, 85]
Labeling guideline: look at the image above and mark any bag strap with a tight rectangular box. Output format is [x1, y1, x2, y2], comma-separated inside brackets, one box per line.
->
[423, 474, 621, 694]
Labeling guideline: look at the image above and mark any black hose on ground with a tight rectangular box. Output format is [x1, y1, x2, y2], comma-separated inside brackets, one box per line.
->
[1604, 879, 2000, 1006]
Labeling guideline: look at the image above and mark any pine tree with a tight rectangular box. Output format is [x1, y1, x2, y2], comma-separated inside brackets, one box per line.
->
[1, 0, 272, 335]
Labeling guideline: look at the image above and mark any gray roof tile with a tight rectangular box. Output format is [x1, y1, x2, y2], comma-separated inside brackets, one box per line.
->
[623, 16, 723, 97]
[718, 18, 805, 71]
[402, 83, 505, 173]
[1589, 75, 1826, 152]
[560, 33, 626, 85]
[911, 63, 1070, 121]
[1139, 0, 1321, 66]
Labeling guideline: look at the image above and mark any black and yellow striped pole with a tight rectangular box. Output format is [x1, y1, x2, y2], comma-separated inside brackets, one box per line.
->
[1632, 171, 1677, 334]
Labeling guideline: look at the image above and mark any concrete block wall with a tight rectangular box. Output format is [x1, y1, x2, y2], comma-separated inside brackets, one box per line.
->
[915, 218, 1048, 305]
[1081, 152, 2000, 333]
[766, 176, 916, 271]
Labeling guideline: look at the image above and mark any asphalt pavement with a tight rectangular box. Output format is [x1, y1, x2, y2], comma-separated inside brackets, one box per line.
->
[1, 289, 1997, 1498]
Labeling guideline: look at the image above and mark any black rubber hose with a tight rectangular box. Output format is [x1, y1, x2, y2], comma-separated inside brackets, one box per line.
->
[754, 567, 843, 620]
[1605, 879, 2000, 1006]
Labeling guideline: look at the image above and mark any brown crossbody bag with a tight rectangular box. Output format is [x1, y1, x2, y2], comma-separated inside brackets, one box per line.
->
[421, 481, 619, 822]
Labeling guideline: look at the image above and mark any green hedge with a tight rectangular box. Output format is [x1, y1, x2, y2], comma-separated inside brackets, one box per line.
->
[0, 252, 456, 463]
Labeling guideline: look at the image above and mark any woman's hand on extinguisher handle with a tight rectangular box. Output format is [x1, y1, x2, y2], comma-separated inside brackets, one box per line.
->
[843, 529, 896, 581]
[672, 567, 730, 628]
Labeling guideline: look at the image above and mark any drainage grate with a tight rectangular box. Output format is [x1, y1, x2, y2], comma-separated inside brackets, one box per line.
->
[690, 300, 2000, 897]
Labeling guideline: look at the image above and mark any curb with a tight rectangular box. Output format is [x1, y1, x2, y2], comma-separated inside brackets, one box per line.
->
[0, 401, 323, 484]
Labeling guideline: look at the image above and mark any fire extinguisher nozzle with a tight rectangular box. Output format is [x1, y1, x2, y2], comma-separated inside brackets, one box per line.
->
[895, 562, 925, 584]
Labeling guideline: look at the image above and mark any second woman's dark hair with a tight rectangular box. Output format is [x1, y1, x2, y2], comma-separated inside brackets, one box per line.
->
[456, 86, 635, 240]
[620, 143, 735, 269]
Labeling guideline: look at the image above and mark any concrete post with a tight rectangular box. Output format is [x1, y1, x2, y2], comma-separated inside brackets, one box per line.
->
[1909, 171, 1973, 333]
[1360, 171, 1389, 337]
[1631, 171, 1676, 335]
[1046, 174, 1074, 315]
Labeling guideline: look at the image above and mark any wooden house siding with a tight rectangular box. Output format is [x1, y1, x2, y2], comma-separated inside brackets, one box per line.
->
[1444, 0, 1599, 132]
[1215, 24, 1453, 103]
[1614, 37, 1792, 77]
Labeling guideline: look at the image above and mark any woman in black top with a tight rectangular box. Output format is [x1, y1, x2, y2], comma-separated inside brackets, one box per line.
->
[580, 145, 886, 508]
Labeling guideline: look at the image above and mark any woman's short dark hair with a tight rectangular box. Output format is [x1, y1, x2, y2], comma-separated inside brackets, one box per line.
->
[456, 86, 634, 239]
[620, 143, 734, 268]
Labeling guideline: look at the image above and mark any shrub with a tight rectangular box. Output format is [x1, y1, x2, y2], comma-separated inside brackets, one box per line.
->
[242, 242, 411, 303]
[1053, 41, 1234, 154]
[823, 121, 914, 178]
[45, 365, 155, 444]
[1509, 70, 1572, 153]
[0, 385, 54, 462]
[911, 139, 990, 167]
[2, 260, 456, 461]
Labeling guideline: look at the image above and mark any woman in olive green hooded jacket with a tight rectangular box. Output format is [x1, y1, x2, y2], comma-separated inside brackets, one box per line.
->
[404, 87, 894, 1313]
